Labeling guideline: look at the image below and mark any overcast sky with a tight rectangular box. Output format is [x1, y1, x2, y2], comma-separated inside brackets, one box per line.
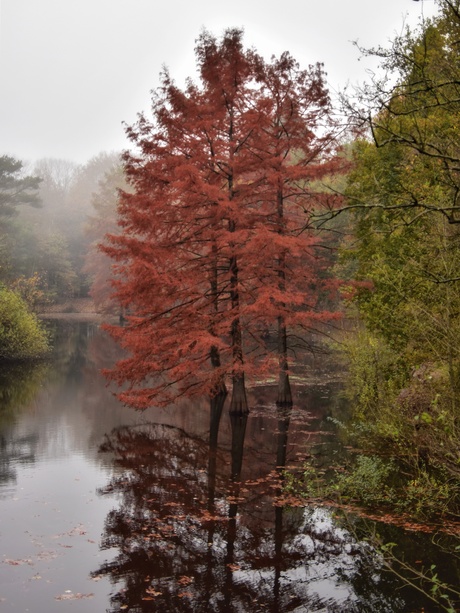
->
[0, 0, 438, 165]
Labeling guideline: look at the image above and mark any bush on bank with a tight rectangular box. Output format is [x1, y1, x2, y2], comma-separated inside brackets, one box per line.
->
[0, 285, 49, 360]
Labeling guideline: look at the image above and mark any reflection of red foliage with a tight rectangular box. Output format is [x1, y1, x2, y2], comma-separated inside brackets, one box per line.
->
[92, 395, 396, 613]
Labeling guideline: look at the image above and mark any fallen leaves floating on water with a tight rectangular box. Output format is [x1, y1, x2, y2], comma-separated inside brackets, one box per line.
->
[36, 550, 58, 561]
[55, 591, 94, 601]
[55, 524, 87, 539]
[226, 496, 245, 504]
[4, 558, 33, 566]
[226, 563, 241, 571]
[143, 587, 162, 598]
[199, 509, 227, 522]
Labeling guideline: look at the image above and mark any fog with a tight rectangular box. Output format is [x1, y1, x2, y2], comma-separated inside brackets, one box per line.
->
[0, 0, 437, 165]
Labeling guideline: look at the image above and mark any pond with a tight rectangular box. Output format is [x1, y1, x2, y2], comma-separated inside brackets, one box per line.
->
[0, 320, 458, 612]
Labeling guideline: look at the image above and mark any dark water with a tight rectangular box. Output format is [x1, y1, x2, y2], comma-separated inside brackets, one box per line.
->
[0, 321, 458, 612]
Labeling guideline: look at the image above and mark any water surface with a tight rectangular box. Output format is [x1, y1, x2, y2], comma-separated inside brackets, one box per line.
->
[0, 321, 458, 612]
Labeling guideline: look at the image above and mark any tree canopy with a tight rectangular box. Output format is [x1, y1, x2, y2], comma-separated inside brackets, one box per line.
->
[104, 29, 343, 412]
[334, 0, 460, 519]
[0, 155, 41, 217]
[343, 0, 460, 378]
[343, 0, 460, 224]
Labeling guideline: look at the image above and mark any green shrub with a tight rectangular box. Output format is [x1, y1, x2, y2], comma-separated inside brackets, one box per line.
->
[0, 286, 49, 360]
[396, 469, 452, 519]
[335, 455, 395, 506]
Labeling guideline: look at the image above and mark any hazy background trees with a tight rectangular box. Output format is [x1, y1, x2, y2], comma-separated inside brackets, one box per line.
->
[2, 152, 122, 308]
[0, 150, 123, 359]
[0, 155, 41, 281]
[0, 156, 48, 358]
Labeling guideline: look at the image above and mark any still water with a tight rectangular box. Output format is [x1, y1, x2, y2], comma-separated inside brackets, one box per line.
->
[0, 320, 458, 612]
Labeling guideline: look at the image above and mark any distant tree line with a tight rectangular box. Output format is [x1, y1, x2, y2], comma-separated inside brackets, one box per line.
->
[0, 151, 122, 359]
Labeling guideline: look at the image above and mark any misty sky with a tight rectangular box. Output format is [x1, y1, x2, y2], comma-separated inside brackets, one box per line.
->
[0, 0, 437, 165]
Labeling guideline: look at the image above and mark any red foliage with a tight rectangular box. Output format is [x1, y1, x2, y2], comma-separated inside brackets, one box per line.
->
[103, 29, 345, 411]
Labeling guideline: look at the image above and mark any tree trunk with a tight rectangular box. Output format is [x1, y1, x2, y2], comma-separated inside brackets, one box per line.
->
[276, 404, 291, 468]
[209, 391, 226, 448]
[277, 314, 292, 406]
[228, 249, 249, 414]
[229, 412, 248, 480]
[276, 184, 292, 406]
[229, 372, 248, 414]
[227, 135, 248, 412]
[209, 170, 226, 396]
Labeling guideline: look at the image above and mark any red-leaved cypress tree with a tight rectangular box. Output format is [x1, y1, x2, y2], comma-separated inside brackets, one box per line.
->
[248, 52, 344, 405]
[104, 29, 343, 413]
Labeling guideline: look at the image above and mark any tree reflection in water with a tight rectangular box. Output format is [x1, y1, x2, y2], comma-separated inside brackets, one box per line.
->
[0, 361, 50, 488]
[93, 396, 411, 612]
